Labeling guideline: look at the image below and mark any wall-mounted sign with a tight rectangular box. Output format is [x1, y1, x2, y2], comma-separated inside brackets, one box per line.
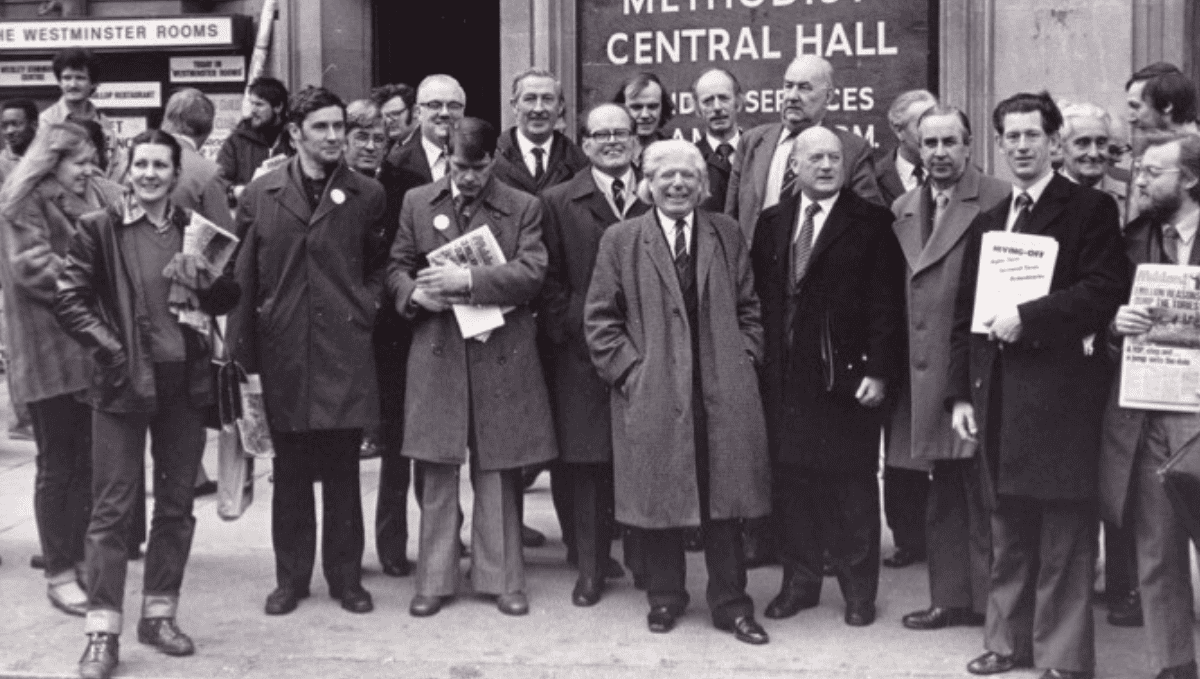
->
[0, 60, 54, 87]
[93, 81, 161, 109]
[0, 17, 235, 50]
[201, 93, 244, 162]
[106, 115, 148, 158]
[169, 56, 245, 83]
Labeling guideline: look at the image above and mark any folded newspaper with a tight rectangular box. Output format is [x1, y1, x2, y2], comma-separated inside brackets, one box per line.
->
[1119, 264, 1200, 412]
[426, 225, 512, 341]
[176, 212, 240, 334]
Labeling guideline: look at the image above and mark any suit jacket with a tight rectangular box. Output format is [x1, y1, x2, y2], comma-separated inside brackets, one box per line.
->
[949, 173, 1131, 506]
[726, 121, 883, 244]
[585, 209, 770, 527]
[1099, 214, 1200, 525]
[750, 188, 905, 473]
[492, 128, 589, 196]
[886, 166, 1010, 469]
[382, 133, 435, 206]
[696, 136, 735, 213]
[540, 169, 650, 464]
[171, 136, 233, 231]
[228, 158, 387, 433]
[387, 177, 557, 471]
[874, 147, 908, 209]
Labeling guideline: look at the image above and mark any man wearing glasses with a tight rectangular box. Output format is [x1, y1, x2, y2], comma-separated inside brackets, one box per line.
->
[373, 83, 418, 153]
[383, 74, 466, 199]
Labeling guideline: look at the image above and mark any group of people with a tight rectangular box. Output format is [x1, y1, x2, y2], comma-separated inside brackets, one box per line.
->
[0, 42, 1196, 679]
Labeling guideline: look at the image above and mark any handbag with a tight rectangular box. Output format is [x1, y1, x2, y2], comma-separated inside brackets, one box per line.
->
[206, 322, 244, 430]
[216, 422, 254, 520]
[1158, 439, 1200, 545]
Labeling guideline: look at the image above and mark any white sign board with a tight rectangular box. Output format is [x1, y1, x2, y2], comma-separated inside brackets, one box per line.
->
[169, 56, 245, 83]
[107, 116, 147, 159]
[92, 81, 161, 110]
[200, 93, 243, 162]
[0, 60, 54, 87]
[0, 17, 234, 50]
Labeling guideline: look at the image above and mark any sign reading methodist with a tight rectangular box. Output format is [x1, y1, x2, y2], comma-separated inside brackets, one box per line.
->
[0, 17, 235, 50]
[579, 0, 930, 146]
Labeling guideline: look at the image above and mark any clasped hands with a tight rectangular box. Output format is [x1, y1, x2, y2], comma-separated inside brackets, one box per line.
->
[404, 264, 472, 313]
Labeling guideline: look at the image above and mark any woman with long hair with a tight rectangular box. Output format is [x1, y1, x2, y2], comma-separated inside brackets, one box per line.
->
[0, 121, 122, 618]
[55, 129, 240, 679]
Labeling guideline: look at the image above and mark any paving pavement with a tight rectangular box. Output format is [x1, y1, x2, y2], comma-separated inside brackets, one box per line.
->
[0, 388, 1187, 678]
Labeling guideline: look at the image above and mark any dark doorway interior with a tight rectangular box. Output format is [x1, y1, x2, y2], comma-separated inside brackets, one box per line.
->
[373, 1, 501, 129]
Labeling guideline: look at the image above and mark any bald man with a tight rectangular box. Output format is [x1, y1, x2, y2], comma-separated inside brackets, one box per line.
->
[749, 126, 905, 627]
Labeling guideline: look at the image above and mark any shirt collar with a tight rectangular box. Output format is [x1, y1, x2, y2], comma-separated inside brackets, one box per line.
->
[657, 209, 693, 231]
[799, 191, 839, 218]
[707, 131, 739, 153]
[516, 129, 553, 158]
[592, 167, 634, 194]
[1012, 170, 1055, 207]
[895, 152, 920, 183]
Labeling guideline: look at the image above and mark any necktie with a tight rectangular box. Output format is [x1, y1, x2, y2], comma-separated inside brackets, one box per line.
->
[1163, 224, 1181, 264]
[792, 202, 821, 288]
[532, 147, 546, 182]
[913, 164, 926, 187]
[611, 177, 626, 217]
[433, 150, 447, 181]
[715, 143, 734, 167]
[455, 194, 473, 226]
[1011, 191, 1033, 233]
[779, 129, 802, 197]
[926, 191, 949, 246]
[674, 218, 690, 285]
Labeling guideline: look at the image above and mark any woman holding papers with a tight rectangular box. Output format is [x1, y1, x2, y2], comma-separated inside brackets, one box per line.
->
[54, 129, 240, 679]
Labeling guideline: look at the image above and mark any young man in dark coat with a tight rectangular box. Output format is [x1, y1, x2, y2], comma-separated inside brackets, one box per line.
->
[216, 77, 290, 206]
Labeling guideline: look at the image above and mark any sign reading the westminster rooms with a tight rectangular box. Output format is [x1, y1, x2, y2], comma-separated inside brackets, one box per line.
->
[0, 17, 235, 50]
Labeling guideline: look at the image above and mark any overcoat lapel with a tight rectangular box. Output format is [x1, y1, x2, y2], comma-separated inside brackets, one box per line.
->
[310, 163, 355, 227]
[808, 190, 853, 266]
[271, 158, 312, 225]
[1022, 174, 1070, 236]
[893, 192, 926, 272]
[914, 167, 985, 275]
[639, 213, 686, 311]
[750, 125, 783, 207]
[695, 212, 718, 294]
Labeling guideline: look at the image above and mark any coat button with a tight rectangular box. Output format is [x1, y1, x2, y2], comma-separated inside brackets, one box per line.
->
[973, 378, 982, 389]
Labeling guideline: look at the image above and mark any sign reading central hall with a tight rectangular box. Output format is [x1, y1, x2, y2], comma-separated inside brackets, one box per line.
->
[579, 0, 931, 147]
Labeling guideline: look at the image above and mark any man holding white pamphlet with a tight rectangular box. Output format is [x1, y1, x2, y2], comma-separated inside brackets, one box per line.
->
[949, 92, 1129, 679]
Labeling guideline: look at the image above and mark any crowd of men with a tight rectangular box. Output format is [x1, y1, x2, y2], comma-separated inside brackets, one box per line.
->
[0, 45, 1197, 679]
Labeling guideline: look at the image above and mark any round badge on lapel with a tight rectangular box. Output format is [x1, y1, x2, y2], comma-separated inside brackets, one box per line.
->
[330, 188, 346, 204]
[433, 214, 451, 231]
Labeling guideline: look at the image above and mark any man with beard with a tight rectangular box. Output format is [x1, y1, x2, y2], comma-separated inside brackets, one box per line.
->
[0, 99, 37, 181]
[229, 86, 386, 617]
[217, 77, 290, 205]
[1100, 133, 1200, 679]
[693, 68, 743, 213]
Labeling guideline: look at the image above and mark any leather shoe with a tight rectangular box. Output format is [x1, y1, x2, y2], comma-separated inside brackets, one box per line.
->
[336, 586, 374, 614]
[1157, 660, 1200, 679]
[381, 558, 414, 577]
[78, 632, 119, 679]
[647, 605, 677, 633]
[136, 617, 194, 656]
[967, 651, 1033, 675]
[521, 525, 546, 548]
[496, 591, 529, 616]
[409, 594, 448, 617]
[572, 577, 603, 607]
[902, 606, 984, 630]
[844, 601, 876, 626]
[883, 548, 926, 568]
[1107, 590, 1143, 627]
[716, 615, 769, 645]
[1038, 670, 1093, 679]
[764, 579, 819, 619]
[264, 586, 309, 616]
[47, 580, 87, 617]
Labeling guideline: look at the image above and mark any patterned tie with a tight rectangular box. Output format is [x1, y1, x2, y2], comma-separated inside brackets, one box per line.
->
[926, 191, 949, 246]
[674, 218, 689, 283]
[779, 129, 802, 197]
[532, 147, 546, 182]
[1011, 191, 1033, 233]
[792, 202, 821, 288]
[611, 177, 626, 217]
[1163, 224, 1181, 264]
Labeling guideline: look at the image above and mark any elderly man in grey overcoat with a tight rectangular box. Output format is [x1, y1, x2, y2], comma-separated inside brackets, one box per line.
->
[585, 139, 771, 645]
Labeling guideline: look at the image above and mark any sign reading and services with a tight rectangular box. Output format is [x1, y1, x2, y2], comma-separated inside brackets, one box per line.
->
[0, 17, 235, 50]
[0, 60, 53, 87]
[170, 56, 245, 83]
[579, 0, 931, 147]
[93, 81, 162, 109]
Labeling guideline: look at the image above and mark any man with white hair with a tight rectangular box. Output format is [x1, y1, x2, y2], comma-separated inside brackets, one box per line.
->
[585, 139, 771, 644]
[1059, 102, 1127, 224]
[877, 89, 938, 207]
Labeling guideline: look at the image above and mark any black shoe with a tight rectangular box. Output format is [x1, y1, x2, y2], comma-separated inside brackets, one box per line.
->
[603, 556, 625, 580]
[336, 586, 373, 614]
[683, 527, 704, 552]
[193, 480, 218, 497]
[967, 651, 1033, 675]
[30, 554, 44, 569]
[902, 606, 985, 630]
[716, 615, 769, 645]
[883, 548, 926, 568]
[496, 591, 529, 616]
[521, 525, 546, 548]
[764, 577, 819, 619]
[844, 601, 876, 626]
[572, 576, 603, 607]
[409, 594, 447, 617]
[647, 605, 677, 633]
[381, 558, 414, 577]
[136, 617, 195, 656]
[264, 586, 309, 615]
[78, 633, 119, 679]
[1157, 660, 1200, 679]
[1107, 590, 1143, 627]
[1038, 670, 1093, 679]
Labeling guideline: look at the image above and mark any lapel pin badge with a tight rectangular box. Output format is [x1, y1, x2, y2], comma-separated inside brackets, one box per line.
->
[433, 214, 451, 231]
[330, 188, 346, 205]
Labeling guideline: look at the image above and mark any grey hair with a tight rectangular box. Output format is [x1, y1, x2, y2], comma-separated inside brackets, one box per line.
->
[887, 89, 937, 128]
[345, 99, 382, 132]
[510, 67, 563, 102]
[1059, 101, 1114, 141]
[635, 139, 710, 204]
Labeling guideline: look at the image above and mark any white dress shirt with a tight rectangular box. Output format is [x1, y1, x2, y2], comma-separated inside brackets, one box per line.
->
[422, 134, 448, 182]
[795, 192, 839, 245]
[658, 209, 693, 254]
[516, 130, 554, 178]
[763, 128, 800, 210]
[1004, 170, 1055, 232]
[895, 152, 923, 193]
[592, 167, 635, 219]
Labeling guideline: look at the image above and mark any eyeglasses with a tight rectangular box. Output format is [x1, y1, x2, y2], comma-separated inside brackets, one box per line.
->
[419, 101, 465, 113]
[1136, 165, 1182, 180]
[380, 108, 408, 120]
[586, 129, 633, 142]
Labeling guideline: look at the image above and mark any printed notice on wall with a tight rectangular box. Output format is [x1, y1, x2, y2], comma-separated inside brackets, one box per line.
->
[1120, 264, 1200, 412]
[170, 56, 245, 83]
[970, 231, 1059, 335]
[93, 81, 161, 109]
[0, 60, 53, 87]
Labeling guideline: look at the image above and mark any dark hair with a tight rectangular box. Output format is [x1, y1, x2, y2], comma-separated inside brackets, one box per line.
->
[614, 72, 674, 127]
[1141, 71, 1198, 125]
[448, 117, 498, 161]
[992, 91, 1063, 135]
[51, 48, 97, 82]
[128, 129, 182, 172]
[1126, 61, 1182, 90]
[692, 67, 741, 97]
[65, 115, 108, 172]
[916, 104, 972, 145]
[1, 99, 39, 127]
[248, 77, 289, 111]
[287, 86, 345, 127]
[370, 82, 416, 124]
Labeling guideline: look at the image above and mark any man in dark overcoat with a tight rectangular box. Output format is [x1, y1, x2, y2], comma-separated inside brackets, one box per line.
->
[750, 126, 905, 628]
[541, 103, 648, 606]
[950, 92, 1130, 679]
[388, 118, 557, 619]
[228, 87, 386, 617]
[585, 139, 771, 645]
[692, 68, 742, 213]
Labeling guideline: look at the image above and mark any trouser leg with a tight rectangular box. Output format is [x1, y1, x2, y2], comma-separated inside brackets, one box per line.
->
[964, 458, 993, 614]
[826, 473, 881, 607]
[270, 431, 318, 592]
[415, 461, 462, 597]
[316, 430, 365, 592]
[29, 393, 92, 578]
[928, 459, 975, 610]
[777, 464, 823, 594]
[884, 466, 930, 556]
[643, 528, 688, 613]
[985, 499, 1038, 661]
[469, 466, 524, 596]
[1031, 501, 1096, 673]
[549, 461, 575, 552]
[375, 448, 410, 565]
[704, 518, 752, 624]
[571, 463, 610, 580]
